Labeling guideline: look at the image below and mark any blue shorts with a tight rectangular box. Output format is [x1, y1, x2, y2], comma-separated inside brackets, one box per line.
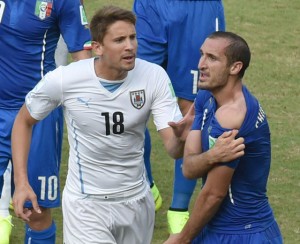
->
[0, 107, 63, 208]
[192, 221, 283, 244]
[134, 0, 226, 101]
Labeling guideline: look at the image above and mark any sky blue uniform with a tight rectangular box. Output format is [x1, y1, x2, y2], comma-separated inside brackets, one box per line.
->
[0, 0, 91, 209]
[191, 87, 283, 243]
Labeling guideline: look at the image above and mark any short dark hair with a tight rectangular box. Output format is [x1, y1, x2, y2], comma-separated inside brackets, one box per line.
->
[90, 6, 136, 43]
[208, 31, 251, 78]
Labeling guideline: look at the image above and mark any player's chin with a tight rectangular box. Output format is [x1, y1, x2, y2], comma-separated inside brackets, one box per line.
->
[123, 62, 135, 71]
[197, 80, 207, 89]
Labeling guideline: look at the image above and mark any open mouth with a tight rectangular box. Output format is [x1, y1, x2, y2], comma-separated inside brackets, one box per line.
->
[123, 54, 135, 62]
[200, 72, 209, 81]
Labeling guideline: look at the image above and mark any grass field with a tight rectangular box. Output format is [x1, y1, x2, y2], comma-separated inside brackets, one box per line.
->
[10, 0, 300, 243]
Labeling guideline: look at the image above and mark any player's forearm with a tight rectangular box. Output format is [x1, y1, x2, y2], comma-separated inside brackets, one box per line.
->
[160, 127, 185, 159]
[183, 138, 240, 179]
[11, 108, 35, 186]
[182, 149, 217, 179]
[165, 134, 185, 159]
[71, 49, 92, 61]
[178, 188, 225, 242]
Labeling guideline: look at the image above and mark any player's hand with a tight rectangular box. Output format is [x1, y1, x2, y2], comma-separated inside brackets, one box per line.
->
[13, 182, 41, 222]
[168, 102, 195, 141]
[212, 129, 245, 164]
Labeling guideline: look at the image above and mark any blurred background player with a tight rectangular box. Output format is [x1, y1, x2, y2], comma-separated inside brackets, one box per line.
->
[0, 0, 91, 243]
[133, 0, 226, 234]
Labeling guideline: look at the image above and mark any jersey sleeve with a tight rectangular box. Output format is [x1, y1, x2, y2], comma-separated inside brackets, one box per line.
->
[192, 89, 212, 130]
[25, 67, 63, 120]
[151, 66, 182, 131]
[57, 0, 91, 52]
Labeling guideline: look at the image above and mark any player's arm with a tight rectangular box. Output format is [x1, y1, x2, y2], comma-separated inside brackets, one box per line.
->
[164, 104, 244, 244]
[59, 0, 92, 62]
[70, 49, 92, 61]
[11, 104, 41, 221]
[158, 127, 185, 159]
[164, 165, 235, 244]
[182, 94, 245, 179]
[159, 103, 195, 159]
[183, 129, 244, 179]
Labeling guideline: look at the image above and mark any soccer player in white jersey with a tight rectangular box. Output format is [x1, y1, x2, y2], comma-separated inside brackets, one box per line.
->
[11, 6, 194, 243]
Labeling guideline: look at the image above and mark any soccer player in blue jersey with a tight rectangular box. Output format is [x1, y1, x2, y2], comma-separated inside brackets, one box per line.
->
[133, 0, 226, 233]
[0, 0, 91, 243]
[164, 31, 283, 244]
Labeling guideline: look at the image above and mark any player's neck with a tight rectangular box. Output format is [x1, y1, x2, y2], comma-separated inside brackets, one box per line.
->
[94, 57, 128, 81]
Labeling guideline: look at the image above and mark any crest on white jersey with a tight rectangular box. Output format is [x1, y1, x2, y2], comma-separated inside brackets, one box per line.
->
[130, 90, 145, 109]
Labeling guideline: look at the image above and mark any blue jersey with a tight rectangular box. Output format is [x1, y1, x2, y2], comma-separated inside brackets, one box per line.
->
[0, 0, 91, 208]
[134, 0, 225, 101]
[0, 0, 91, 109]
[192, 86, 276, 234]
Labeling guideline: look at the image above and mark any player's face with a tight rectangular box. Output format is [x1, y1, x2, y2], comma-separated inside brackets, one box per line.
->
[197, 38, 231, 92]
[96, 20, 137, 80]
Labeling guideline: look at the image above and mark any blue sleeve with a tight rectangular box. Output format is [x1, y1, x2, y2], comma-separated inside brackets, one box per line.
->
[56, 0, 91, 52]
[192, 89, 212, 130]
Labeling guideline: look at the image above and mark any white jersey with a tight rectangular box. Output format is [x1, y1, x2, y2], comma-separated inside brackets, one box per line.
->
[26, 58, 182, 196]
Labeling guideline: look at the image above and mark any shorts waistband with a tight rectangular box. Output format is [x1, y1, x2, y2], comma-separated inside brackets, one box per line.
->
[66, 182, 150, 203]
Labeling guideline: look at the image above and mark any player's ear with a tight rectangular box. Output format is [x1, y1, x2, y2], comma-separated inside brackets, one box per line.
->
[92, 41, 103, 55]
[230, 61, 243, 76]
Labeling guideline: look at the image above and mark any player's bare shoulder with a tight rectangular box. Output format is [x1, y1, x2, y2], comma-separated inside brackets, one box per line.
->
[215, 95, 246, 130]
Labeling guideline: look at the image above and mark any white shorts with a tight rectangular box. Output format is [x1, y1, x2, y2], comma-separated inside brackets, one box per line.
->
[62, 186, 155, 244]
